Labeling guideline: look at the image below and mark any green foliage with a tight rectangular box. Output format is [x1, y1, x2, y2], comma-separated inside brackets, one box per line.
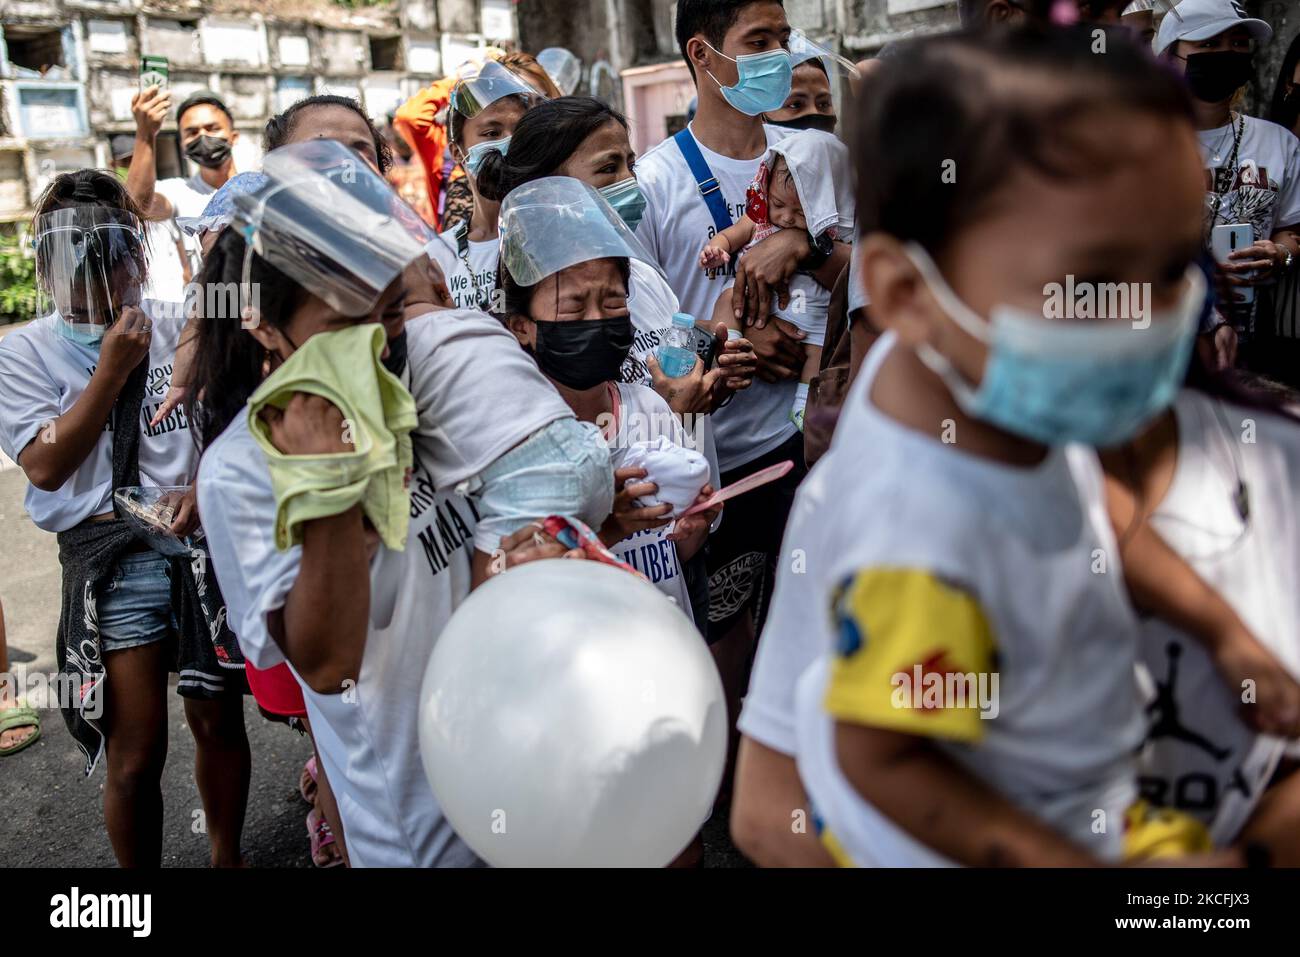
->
[0, 232, 37, 324]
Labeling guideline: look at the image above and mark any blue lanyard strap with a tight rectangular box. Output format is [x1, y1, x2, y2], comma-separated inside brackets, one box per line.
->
[673, 128, 734, 235]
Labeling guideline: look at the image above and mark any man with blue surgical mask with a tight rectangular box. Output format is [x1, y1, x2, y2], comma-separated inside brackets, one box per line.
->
[633, 0, 851, 786]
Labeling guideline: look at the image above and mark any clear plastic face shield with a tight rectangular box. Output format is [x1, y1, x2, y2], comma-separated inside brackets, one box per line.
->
[451, 60, 544, 119]
[537, 47, 582, 96]
[498, 176, 664, 288]
[231, 139, 434, 320]
[788, 30, 861, 82]
[35, 206, 148, 345]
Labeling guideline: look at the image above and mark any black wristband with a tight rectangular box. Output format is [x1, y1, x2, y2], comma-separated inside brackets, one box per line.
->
[801, 230, 834, 271]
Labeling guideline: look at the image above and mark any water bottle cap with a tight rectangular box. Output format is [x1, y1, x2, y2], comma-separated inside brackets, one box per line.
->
[670, 312, 696, 329]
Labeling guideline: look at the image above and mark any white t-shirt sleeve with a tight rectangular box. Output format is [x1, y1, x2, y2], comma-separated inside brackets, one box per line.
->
[0, 332, 59, 464]
[406, 309, 573, 490]
[154, 176, 209, 219]
[737, 516, 823, 755]
[425, 236, 460, 292]
[197, 423, 300, 670]
[153, 177, 187, 216]
[628, 259, 679, 329]
[634, 158, 666, 265]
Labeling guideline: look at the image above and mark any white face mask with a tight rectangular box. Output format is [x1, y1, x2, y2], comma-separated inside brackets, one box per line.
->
[904, 242, 1205, 447]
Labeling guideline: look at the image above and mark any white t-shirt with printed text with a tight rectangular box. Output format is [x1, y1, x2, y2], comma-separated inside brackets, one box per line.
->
[0, 302, 197, 532]
[1199, 115, 1300, 239]
[425, 228, 499, 311]
[748, 333, 1144, 864]
[1135, 390, 1300, 843]
[635, 122, 798, 473]
[196, 309, 572, 867]
[199, 415, 482, 868]
[606, 382, 699, 620]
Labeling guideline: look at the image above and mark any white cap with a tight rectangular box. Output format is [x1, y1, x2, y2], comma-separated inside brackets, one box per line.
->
[1154, 0, 1272, 57]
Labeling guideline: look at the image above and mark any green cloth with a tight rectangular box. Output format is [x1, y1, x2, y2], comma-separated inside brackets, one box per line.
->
[248, 324, 416, 552]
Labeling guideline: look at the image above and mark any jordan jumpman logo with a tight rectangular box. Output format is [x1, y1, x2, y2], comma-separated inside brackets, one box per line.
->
[1147, 642, 1231, 762]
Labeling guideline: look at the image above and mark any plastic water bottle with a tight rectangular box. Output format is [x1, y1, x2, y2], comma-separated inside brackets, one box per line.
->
[658, 312, 698, 378]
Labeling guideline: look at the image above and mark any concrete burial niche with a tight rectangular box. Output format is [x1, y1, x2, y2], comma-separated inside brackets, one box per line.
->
[220, 74, 270, 120]
[84, 17, 133, 58]
[201, 18, 268, 68]
[142, 16, 201, 67]
[318, 29, 367, 75]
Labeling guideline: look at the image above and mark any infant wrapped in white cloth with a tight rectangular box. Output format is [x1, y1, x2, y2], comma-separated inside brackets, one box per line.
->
[622, 436, 710, 519]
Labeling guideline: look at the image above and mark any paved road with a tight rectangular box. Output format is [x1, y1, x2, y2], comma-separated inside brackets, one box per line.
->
[0, 466, 745, 867]
[0, 467, 317, 867]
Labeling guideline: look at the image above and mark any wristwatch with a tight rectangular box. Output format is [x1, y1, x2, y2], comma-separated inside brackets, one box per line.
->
[802, 229, 835, 271]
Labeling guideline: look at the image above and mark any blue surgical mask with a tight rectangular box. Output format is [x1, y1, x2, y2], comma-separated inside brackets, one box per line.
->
[905, 244, 1203, 447]
[60, 321, 106, 350]
[703, 42, 793, 117]
[463, 136, 511, 177]
[598, 176, 647, 232]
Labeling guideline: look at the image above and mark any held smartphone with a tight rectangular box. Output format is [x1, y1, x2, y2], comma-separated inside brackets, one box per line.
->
[140, 55, 169, 92]
[691, 325, 721, 372]
[1211, 222, 1255, 305]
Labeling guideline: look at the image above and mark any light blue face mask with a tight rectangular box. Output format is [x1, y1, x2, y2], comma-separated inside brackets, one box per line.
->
[463, 136, 511, 177]
[598, 177, 647, 232]
[60, 321, 106, 350]
[703, 42, 793, 117]
[905, 244, 1204, 448]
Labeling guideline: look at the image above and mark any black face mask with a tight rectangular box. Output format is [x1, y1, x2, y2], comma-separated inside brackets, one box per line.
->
[382, 329, 408, 377]
[768, 112, 837, 134]
[1184, 51, 1255, 105]
[530, 315, 633, 391]
[184, 134, 232, 170]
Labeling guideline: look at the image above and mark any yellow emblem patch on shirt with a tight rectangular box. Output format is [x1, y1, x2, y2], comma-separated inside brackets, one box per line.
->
[824, 567, 998, 742]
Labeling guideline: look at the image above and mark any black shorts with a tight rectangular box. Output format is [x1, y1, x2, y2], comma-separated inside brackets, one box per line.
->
[704, 432, 807, 643]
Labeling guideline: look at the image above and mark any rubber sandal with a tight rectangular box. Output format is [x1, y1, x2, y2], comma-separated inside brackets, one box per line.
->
[0, 703, 41, 757]
[299, 754, 318, 804]
[307, 807, 342, 868]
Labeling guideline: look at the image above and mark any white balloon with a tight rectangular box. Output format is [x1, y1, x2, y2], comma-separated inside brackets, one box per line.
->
[419, 559, 727, 867]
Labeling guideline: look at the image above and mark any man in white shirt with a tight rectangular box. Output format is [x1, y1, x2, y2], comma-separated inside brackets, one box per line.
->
[635, 0, 847, 655]
[110, 134, 191, 303]
[633, 6, 851, 832]
[126, 89, 238, 225]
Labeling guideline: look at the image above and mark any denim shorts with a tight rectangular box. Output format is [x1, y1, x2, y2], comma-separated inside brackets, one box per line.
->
[96, 551, 177, 652]
[466, 417, 614, 554]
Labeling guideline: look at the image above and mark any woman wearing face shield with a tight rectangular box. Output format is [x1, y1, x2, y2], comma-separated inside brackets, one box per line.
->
[475, 96, 759, 417]
[478, 98, 759, 643]
[0, 170, 250, 867]
[190, 143, 609, 867]
[496, 178, 723, 609]
[424, 62, 547, 310]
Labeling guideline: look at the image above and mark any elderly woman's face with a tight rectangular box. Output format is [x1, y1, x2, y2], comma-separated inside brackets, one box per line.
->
[530, 259, 628, 324]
